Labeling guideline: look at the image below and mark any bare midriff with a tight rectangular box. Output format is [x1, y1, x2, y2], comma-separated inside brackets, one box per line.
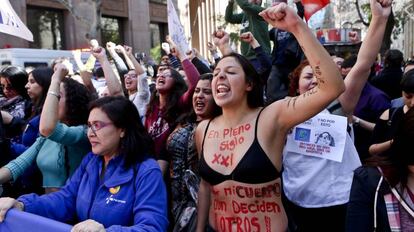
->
[208, 179, 287, 232]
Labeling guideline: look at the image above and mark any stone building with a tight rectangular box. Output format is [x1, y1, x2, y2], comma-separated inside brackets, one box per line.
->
[0, 0, 172, 55]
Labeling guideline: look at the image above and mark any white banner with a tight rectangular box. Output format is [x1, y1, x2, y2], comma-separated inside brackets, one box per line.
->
[167, 0, 189, 53]
[0, 0, 33, 41]
[285, 112, 347, 162]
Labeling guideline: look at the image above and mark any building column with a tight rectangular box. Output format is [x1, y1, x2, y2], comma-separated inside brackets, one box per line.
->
[126, 0, 151, 55]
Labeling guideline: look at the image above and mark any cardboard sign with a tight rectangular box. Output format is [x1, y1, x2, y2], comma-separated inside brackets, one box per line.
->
[167, 0, 189, 53]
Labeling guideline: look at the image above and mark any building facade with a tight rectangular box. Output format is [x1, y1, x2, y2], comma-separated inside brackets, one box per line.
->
[0, 0, 173, 55]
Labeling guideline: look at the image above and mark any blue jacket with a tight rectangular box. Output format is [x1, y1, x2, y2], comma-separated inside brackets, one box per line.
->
[10, 115, 40, 156]
[18, 152, 169, 232]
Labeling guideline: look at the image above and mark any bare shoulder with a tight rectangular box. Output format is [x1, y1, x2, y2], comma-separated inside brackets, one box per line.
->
[195, 119, 211, 156]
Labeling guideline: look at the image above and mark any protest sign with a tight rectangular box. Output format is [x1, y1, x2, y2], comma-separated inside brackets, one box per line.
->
[285, 112, 347, 162]
[0, 0, 33, 41]
[167, 0, 189, 53]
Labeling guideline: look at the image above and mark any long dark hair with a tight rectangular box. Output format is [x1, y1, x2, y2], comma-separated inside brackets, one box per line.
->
[30, 67, 53, 116]
[146, 68, 188, 125]
[217, 53, 264, 108]
[0, 66, 30, 100]
[89, 96, 153, 166]
[367, 107, 414, 187]
[62, 78, 90, 126]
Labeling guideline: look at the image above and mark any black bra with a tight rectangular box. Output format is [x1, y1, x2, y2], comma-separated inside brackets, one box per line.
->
[199, 108, 281, 185]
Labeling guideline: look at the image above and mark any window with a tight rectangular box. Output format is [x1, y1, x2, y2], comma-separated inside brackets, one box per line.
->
[27, 7, 65, 50]
[101, 16, 124, 46]
[150, 23, 167, 48]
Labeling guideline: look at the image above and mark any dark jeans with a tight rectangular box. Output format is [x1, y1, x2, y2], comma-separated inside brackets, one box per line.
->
[284, 197, 347, 232]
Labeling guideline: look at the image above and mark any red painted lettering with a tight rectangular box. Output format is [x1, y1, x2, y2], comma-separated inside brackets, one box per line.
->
[219, 136, 245, 151]
[212, 154, 220, 164]
[265, 216, 271, 232]
[214, 199, 227, 211]
[221, 155, 230, 167]
[232, 200, 281, 214]
[222, 123, 252, 139]
[252, 217, 261, 232]
[216, 216, 261, 232]
[208, 130, 220, 139]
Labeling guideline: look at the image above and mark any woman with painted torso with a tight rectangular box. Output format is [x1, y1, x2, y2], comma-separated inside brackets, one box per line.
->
[195, 3, 345, 231]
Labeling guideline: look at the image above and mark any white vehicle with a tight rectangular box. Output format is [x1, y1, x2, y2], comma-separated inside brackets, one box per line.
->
[0, 48, 90, 69]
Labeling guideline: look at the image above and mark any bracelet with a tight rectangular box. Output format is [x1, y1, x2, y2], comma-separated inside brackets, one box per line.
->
[48, 91, 61, 100]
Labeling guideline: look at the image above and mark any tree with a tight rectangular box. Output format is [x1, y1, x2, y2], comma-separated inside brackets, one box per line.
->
[54, 0, 102, 40]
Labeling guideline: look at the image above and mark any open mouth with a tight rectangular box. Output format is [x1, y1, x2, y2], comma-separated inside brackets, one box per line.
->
[157, 78, 165, 85]
[194, 100, 205, 111]
[216, 84, 230, 97]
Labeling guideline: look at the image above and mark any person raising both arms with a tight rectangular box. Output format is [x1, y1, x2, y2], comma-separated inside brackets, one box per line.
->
[195, 3, 345, 232]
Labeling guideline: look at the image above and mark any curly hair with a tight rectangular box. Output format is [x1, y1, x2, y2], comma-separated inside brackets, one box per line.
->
[146, 68, 188, 125]
[62, 78, 91, 126]
[288, 60, 310, 97]
[89, 96, 154, 166]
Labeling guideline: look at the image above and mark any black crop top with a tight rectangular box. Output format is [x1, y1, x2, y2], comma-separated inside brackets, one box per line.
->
[199, 108, 281, 185]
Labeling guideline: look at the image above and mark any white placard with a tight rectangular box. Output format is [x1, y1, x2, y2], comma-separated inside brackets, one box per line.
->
[0, 0, 33, 41]
[167, 0, 189, 53]
[285, 112, 347, 162]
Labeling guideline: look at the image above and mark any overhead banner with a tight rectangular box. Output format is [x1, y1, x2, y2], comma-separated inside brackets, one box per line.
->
[0, 0, 33, 41]
[0, 209, 72, 232]
[167, 0, 189, 53]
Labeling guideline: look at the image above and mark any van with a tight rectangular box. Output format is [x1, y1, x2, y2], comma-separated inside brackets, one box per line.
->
[0, 48, 90, 69]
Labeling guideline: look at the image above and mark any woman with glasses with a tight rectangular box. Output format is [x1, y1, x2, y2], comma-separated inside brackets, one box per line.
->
[144, 45, 199, 176]
[122, 45, 151, 121]
[0, 66, 31, 120]
[0, 96, 168, 232]
[0, 64, 91, 193]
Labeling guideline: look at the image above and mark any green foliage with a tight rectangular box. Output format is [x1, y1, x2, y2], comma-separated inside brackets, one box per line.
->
[150, 44, 162, 64]
[359, 2, 403, 40]
[215, 14, 240, 47]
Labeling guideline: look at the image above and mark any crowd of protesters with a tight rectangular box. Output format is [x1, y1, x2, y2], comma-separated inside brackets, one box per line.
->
[0, 0, 413, 231]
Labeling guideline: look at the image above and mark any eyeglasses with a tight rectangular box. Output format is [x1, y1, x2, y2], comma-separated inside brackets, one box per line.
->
[87, 121, 113, 135]
[157, 72, 172, 78]
[124, 74, 137, 79]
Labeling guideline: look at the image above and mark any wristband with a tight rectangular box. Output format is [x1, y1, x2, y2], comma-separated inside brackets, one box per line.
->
[48, 91, 61, 100]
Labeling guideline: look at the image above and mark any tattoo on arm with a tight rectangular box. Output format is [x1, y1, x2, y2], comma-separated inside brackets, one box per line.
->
[285, 96, 298, 109]
[314, 65, 325, 85]
[302, 87, 319, 98]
